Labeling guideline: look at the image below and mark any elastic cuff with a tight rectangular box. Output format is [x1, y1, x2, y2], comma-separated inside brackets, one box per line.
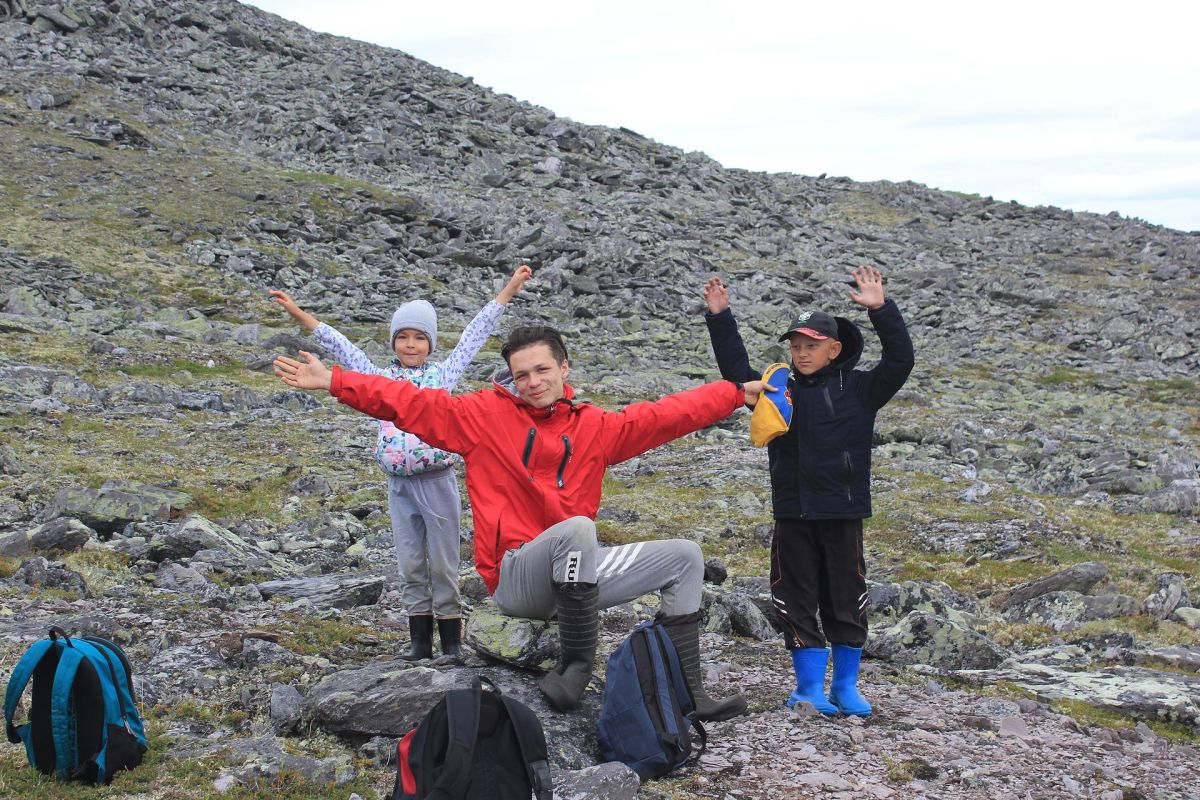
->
[328, 364, 342, 396]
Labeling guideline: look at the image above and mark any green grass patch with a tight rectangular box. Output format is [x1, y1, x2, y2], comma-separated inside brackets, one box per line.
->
[62, 547, 130, 569]
[0, 557, 19, 579]
[275, 613, 401, 658]
[828, 191, 914, 228]
[111, 358, 259, 384]
[939, 677, 1200, 744]
[153, 698, 250, 730]
[884, 756, 939, 782]
[0, 719, 391, 798]
[187, 472, 296, 521]
[0, 725, 171, 799]
[1050, 697, 1198, 744]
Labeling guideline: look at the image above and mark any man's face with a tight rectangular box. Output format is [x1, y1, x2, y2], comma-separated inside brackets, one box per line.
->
[508, 343, 569, 408]
[788, 333, 842, 375]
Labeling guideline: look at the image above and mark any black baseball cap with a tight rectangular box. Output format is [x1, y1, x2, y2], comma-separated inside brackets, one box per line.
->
[779, 310, 838, 341]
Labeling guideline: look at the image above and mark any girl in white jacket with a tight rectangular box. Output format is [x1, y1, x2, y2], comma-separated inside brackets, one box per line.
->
[269, 264, 531, 659]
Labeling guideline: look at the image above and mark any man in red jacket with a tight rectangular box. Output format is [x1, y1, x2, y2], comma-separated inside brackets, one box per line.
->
[274, 325, 769, 720]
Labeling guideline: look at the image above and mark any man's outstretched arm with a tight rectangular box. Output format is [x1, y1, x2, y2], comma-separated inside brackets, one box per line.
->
[602, 378, 771, 464]
[274, 352, 479, 454]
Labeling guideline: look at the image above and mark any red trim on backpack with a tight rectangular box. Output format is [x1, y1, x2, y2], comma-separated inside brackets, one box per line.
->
[398, 729, 417, 796]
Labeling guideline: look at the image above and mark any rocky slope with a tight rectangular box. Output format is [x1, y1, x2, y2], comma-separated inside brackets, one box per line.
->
[0, 2, 1197, 799]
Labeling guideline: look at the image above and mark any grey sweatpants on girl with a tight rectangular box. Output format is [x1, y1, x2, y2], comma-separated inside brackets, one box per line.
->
[492, 516, 704, 619]
[387, 468, 462, 618]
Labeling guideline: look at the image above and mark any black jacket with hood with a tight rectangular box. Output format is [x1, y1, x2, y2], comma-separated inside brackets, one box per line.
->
[705, 299, 914, 520]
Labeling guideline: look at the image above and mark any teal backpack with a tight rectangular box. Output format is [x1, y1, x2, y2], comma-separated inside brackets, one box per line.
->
[4, 627, 148, 785]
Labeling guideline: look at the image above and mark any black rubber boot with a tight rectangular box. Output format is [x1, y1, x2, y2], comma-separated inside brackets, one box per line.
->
[538, 583, 599, 711]
[658, 610, 748, 722]
[437, 617, 463, 658]
[401, 614, 433, 662]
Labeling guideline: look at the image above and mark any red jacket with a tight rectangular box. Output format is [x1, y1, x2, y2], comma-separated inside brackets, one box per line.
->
[329, 367, 745, 592]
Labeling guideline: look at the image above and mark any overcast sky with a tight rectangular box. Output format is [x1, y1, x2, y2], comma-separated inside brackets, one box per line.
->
[247, 1, 1200, 233]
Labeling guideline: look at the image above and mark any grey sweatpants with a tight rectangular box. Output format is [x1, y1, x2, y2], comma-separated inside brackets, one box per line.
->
[492, 516, 704, 619]
[387, 468, 462, 618]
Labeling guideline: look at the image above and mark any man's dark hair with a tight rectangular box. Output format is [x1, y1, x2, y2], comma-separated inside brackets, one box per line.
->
[501, 325, 569, 366]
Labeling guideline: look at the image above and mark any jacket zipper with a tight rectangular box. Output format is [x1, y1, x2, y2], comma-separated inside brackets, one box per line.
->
[822, 385, 834, 415]
[521, 427, 536, 481]
[843, 451, 853, 501]
[557, 435, 572, 489]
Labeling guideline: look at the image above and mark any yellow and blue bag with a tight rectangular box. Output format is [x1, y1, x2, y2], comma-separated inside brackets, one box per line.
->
[749, 363, 792, 447]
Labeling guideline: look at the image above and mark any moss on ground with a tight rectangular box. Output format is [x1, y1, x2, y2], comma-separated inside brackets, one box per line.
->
[275, 612, 402, 659]
[828, 190, 915, 229]
[0, 721, 393, 798]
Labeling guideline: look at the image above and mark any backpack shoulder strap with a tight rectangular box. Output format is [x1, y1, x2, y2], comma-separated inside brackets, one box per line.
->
[95, 638, 147, 745]
[650, 624, 707, 759]
[49, 644, 87, 779]
[650, 625, 693, 716]
[425, 679, 482, 800]
[498, 694, 553, 800]
[4, 639, 54, 742]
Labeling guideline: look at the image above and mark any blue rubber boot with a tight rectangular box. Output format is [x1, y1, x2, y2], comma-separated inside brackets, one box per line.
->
[828, 643, 872, 717]
[786, 647, 837, 715]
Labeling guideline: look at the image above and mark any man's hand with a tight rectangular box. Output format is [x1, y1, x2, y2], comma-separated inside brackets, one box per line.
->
[704, 276, 730, 314]
[741, 379, 775, 407]
[274, 351, 333, 391]
[848, 265, 886, 310]
[497, 264, 534, 304]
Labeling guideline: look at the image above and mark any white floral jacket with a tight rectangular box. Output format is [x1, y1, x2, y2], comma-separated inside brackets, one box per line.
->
[312, 300, 505, 477]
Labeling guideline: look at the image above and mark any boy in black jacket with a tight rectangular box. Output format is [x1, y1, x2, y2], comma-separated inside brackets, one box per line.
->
[703, 265, 914, 716]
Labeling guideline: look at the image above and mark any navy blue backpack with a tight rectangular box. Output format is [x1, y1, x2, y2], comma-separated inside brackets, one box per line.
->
[596, 619, 706, 779]
[4, 627, 148, 785]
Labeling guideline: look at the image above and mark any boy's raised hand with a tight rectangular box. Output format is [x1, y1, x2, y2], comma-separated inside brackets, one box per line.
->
[704, 276, 730, 314]
[497, 264, 534, 304]
[848, 265, 886, 309]
[274, 351, 333, 391]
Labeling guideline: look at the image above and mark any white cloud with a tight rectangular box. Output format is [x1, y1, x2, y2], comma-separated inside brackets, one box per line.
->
[247, 0, 1200, 231]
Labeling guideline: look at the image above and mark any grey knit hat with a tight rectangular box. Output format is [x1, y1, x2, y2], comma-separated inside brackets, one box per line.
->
[389, 300, 438, 352]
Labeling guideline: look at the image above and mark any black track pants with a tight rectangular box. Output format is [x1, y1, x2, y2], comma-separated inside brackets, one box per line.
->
[770, 518, 868, 649]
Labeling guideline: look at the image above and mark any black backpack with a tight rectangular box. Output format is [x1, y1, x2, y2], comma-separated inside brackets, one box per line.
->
[4, 627, 148, 785]
[393, 675, 552, 800]
[595, 619, 706, 779]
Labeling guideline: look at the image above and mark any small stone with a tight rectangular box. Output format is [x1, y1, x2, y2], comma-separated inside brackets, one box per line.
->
[998, 715, 1031, 738]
